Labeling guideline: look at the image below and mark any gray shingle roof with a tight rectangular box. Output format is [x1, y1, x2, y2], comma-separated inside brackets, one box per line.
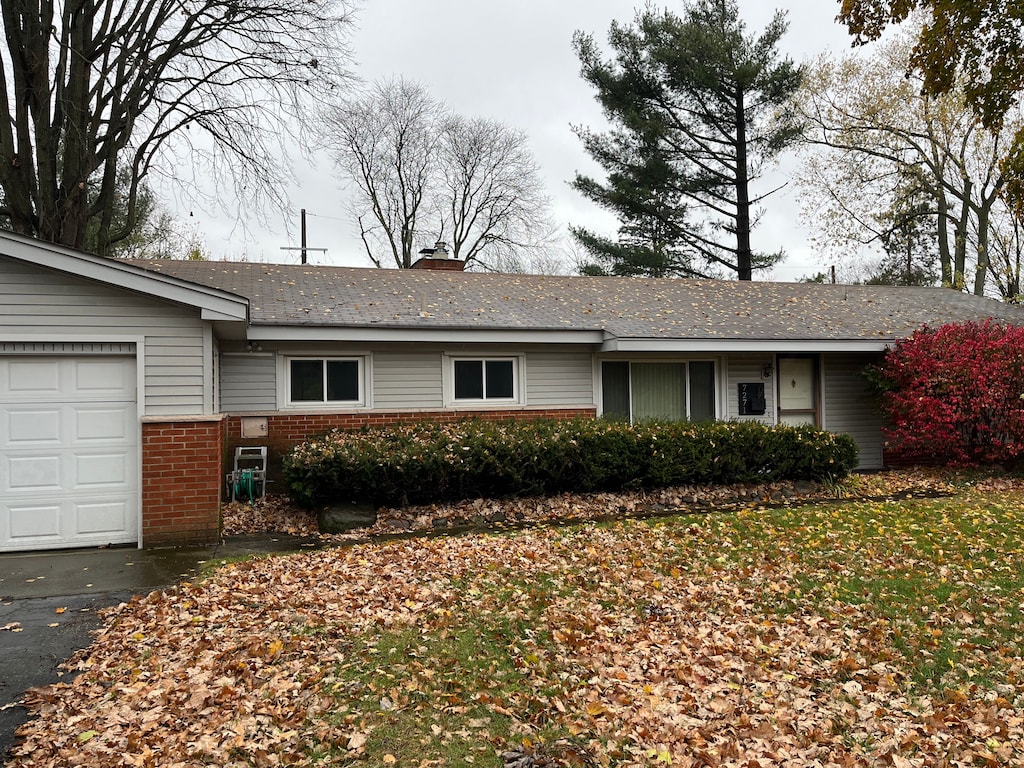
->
[130, 260, 1024, 341]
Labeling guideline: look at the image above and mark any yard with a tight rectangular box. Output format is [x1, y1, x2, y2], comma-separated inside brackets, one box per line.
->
[8, 472, 1024, 767]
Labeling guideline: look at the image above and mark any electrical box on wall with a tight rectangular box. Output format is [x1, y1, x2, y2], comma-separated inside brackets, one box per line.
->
[240, 416, 269, 438]
[738, 383, 766, 416]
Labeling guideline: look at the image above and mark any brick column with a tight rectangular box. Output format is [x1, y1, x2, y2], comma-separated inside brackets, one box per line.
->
[141, 416, 225, 547]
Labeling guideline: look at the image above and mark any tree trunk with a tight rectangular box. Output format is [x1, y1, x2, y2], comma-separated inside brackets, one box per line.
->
[734, 85, 752, 281]
[38, 190, 88, 250]
[973, 201, 991, 296]
[952, 178, 972, 289]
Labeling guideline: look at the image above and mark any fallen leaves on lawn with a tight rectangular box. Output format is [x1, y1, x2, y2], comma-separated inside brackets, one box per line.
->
[9, 480, 1024, 767]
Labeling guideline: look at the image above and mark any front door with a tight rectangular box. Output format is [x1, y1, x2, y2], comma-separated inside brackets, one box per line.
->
[777, 356, 818, 427]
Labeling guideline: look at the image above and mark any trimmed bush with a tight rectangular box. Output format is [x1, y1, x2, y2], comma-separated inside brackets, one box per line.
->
[282, 418, 859, 508]
[871, 320, 1024, 466]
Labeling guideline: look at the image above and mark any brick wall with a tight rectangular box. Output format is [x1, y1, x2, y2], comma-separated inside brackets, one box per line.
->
[225, 407, 597, 492]
[141, 417, 224, 547]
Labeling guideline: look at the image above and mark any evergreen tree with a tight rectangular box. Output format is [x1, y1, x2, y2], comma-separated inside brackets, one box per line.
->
[866, 167, 940, 286]
[571, 0, 804, 280]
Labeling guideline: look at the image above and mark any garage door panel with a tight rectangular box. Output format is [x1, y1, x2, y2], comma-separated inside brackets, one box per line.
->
[1, 358, 135, 402]
[4, 359, 61, 397]
[5, 454, 63, 492]
[4, 498, 130, 545]
[7, 503, 62, 541]
[73, 359, 136, 399]
[2, 404, 134, 449]
[76, 500, 132, 536]
[75, 452, 132, 487]
[6, 408, 62, 446]
[1, 355, 138, 552]
[75, 405, 134, 442]
[4, 448, 135, 493]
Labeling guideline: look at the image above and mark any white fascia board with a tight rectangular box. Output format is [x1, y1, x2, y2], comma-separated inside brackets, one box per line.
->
[246, 326, 607, 345]
[1, 234, 248, 321]
[601, 337, 894, 353]
[201, 308, 249, 321]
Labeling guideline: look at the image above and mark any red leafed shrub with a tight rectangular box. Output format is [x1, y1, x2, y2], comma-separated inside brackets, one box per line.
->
[873, 320, 1024, 465]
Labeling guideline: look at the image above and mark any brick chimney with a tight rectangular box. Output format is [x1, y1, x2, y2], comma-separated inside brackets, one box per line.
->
[411, 240, 465, 271]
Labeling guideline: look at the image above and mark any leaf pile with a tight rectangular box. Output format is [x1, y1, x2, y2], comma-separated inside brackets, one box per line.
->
[222, 496, 318, 537]
[222, 468, 963, 539]
[10, 479, 1024, 767]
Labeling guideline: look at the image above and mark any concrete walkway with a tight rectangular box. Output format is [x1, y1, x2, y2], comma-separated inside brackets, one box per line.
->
[0, 535, 323, 762]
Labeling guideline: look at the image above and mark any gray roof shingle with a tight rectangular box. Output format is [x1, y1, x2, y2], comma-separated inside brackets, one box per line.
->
[130, 260, 1024, 341]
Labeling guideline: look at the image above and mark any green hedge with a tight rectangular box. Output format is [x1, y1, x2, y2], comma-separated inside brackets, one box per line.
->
[282, 418, 859, 508]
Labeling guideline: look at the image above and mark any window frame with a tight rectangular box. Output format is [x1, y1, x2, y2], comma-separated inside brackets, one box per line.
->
[443, 354, 524, 406]
[598, 358, 720, 423]
[280, 355, 369, 409]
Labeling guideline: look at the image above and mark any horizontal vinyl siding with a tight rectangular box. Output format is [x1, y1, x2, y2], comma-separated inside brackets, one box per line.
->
[220, 354, 277, 411]
[726, 355, 776, 424]
[526, 348, 594, 407]
[822, 353, 885, 470]
[0, 258, 208, 415]
[373, 351, 444, 409]
[241, 345, 596, 412]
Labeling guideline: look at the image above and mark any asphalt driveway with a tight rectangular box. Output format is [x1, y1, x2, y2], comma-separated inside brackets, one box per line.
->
[0, 535, 321, 763]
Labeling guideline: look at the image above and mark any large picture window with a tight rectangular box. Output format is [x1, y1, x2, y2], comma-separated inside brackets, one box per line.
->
[601, 360, 717, 422]
[288, 358, 362, 405]
[452, 358, 517, 401]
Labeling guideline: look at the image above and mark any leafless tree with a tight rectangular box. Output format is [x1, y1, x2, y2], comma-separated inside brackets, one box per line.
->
[330, 78, 556, 271]
[0, 0, 356, 255]
[438, 116, 555, 269]
[332, 78, 442, 269]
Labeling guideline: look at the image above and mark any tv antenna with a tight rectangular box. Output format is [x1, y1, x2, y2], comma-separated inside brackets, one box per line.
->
[280, 209, 327, 264]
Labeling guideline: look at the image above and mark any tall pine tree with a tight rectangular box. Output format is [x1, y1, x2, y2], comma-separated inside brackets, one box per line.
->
[571, 0, 803, 280]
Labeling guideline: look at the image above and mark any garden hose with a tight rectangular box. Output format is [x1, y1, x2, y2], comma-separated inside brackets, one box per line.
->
[233, 469, 259, 505]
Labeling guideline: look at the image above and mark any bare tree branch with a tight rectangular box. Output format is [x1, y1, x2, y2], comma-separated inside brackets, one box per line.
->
[328, 78, 557, 271]
[0, 0, 356, 254]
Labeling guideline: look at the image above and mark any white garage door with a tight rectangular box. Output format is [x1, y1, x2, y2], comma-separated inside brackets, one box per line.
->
[0, 356, 138, 552]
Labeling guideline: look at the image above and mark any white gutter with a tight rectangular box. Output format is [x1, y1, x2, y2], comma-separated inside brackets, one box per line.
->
[245, 324, 895, 351]
[246, 326, 607, 344]
[601, 337, 894, 353]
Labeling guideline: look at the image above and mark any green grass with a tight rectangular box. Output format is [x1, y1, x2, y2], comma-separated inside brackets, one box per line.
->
[650, 492, 1024, 691]
[319, 618, 570, 765]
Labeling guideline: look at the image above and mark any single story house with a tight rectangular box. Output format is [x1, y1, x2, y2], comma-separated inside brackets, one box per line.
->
[3, 230, 1022, 552]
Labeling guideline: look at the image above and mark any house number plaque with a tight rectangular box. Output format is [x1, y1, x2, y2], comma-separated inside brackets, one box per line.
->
[738, 382, 766, 416]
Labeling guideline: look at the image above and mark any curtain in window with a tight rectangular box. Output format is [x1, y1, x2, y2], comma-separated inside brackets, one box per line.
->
[631, 363, 686, 422]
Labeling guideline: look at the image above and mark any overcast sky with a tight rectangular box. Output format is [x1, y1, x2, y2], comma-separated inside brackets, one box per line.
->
[186, 1, 866, 280]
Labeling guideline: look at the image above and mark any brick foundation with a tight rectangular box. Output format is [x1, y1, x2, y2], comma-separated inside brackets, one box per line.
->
[141, 416, 224, 547]
[224, 408, 597, 493]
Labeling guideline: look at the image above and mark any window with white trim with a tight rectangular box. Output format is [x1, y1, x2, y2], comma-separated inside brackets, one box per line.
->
[452, 358, 517, 402]
[287, 358, 364, 405]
